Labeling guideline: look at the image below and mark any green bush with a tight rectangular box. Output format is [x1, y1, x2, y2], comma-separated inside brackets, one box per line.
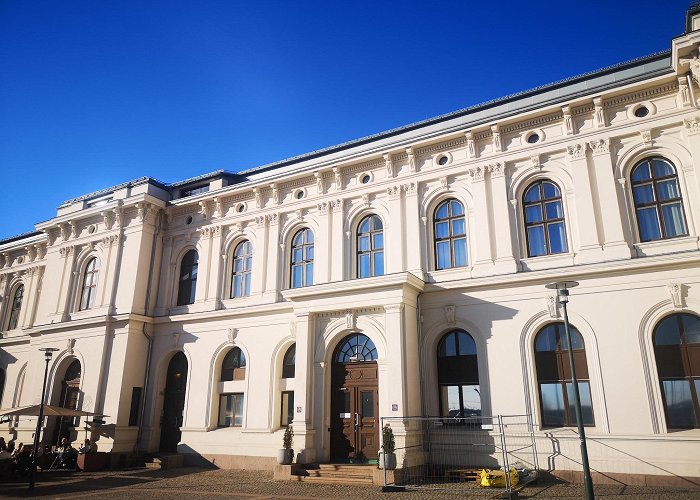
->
[381, 425, 395, 454]
[283, 425, 294, 450]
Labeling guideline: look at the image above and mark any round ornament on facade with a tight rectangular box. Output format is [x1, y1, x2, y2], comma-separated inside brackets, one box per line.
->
[360, 174, 372, 185]
[236, 203, 246, 213]
[526, 133, 540, 144]
[438, 155, 449, 166]
[634, 106, 649, 118]
[88, 224, 97, 234]
[17, 256, 24, 264]
[295, 189, 305, 200]
[185, 215, 193, 225]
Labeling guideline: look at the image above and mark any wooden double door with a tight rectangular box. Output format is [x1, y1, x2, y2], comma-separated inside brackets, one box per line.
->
[330, 362, 379, 462]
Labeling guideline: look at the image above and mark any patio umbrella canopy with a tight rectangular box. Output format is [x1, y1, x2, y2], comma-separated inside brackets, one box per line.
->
[0, 405, 107, 418]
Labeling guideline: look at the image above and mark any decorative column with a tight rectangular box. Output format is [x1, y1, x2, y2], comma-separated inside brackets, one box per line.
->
[55, 245, 77, 320]
[100, 234, 123, 313]
[588, 138, 631, 259]
[316, 202, 331, 284]
[567, 143, 603, 263]
[292, 312, 316, 463]
[330, 199, 344, 281]
[488, 163, 517, 274]
[250, 216, 267, 296]
[469, 166, 493, 276]
[386, 185, 404, 273]
[403, 182, 422, 274]
[682, 117, 700, 228]
[205, 225, 223, 307]
[264, 213, 280, 299]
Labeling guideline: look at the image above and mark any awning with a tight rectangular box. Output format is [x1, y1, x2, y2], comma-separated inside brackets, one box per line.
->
[0, 405, 108, 418]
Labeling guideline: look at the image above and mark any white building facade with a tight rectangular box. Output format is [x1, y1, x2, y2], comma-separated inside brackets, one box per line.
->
[2, 8, 700, 484]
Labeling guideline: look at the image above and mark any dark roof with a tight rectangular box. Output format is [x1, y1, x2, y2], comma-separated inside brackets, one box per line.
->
[0, 230, 43, 247]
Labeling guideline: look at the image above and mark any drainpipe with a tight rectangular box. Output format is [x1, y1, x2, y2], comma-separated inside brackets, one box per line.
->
[687, 72, 700, 109]
[135, 209, 163, 453]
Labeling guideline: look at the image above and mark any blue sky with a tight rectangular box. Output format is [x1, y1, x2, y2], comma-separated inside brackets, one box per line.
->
[0, 1, 688, 240]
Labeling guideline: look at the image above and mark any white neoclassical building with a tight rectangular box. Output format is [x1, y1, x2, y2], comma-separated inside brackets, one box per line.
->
[2, 7, 700, 485]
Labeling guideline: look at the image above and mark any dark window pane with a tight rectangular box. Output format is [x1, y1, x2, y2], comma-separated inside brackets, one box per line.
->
[542, 182, 559, 199]
[525, 205, 543, 223]
[436, 241, 450, 270]
[655, 316, 681, 345]
[451, 200, 465, 216]
[305, 264, 313, 286]
[436, 202, 449, 219]
[567, 382, 595, 425]
[359, 254, 370, 278]
[373, 252, 384, 276]
[656, 180, 680, 200]
[435, 221, 450, 238]
[451, 219, 466, 236]
[457, 332, 477, 355]
[453, 239, 467, 267]
[292, 266, 302, 288]
[660, 203, 687, 237]
[633, 185, 655, 204]
[653, 159, 675, 177]
[361, 391, 374, 418]
[524, 186, 540, 203]
[662, 380, 696, 428]
[548, 222, 567, 253]
[631, 163, 651, 182]
[637, 207, 661, 241]
[373, 233, 384, 249]
[545, 201, 563, 220]
[682, 315, 700, 344]
[536, 327, 557, 351]
[527, 226, 547, 257]
[540, 383, 566, 426]
[358, 236, 370, 251]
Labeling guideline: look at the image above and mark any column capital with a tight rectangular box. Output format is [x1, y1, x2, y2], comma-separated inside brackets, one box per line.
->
[566, 142, 587, 161]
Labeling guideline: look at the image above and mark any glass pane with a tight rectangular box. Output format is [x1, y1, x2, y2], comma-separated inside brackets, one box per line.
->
[293, 232, 303, 245]
[656, 179, 680, 200]
[373, 233, 384, 249]
[545, 201, 563, 220]
[453, 238, 467, 267]
[662, 380, 696, 428]
[462, 385, 482, 416]
[233, 276, 241, 297]
[305, 230, 314, 243]
[441, 333, 457, 357]
[293, 249, 302, 263]
[361, 391, 374, 418]
[436, 202, 449, 219]
[633, 184, 655, 205]
[341, 390, 351, 413]
[536, 326, 557, 351]
[631, 163, 651, 182]
[245, 257, 252, 270]
[281, 393, 290, 426]
[682, 315, 700, 344]
[234, 259, 243, 272]
[359, 254, 370, 278]
[524, 185, 541, 203]
[567, 382, 594, 425]
[219, 395, 232, 427]
[661, 203, 687, 237]
[542, 182, 559, 199]
[292, 266, 302, 288]
[655, 316, 681, 345]
[373, 252, 384, 276]
[305, 246, 314, 260]
[435, 221, 450, 238]
[450, 200, 464, 217]
[451, 218, 466, 236]
[436, 241, 450, 270]
[358, 235, 370, 251]
[527, 226, 546, 257]
[305, 263, 313, 286]
[457, 332, 476, 355]
[372, 216, 383, 230]
[244, 274, 251, 296]
[637, 207, 661, 241]
[540, 383, 566, 426]
[234, 394, 244, 426]
[440, 385, 462, 417]
[359, 219, 369, 233]
[548, 222, 567, 254]
[653, 159, 675, 178]
[525, 205, 543, 223]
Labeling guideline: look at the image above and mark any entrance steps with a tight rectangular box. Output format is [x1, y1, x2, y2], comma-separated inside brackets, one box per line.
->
[144, 453, 184, 470]
[291, 463, 376, 485]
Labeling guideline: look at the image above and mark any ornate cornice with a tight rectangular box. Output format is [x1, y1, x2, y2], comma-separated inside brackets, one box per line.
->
[487, 162, 505, 178]
[566, 143, 587, 161]
[468, 167, 485, 183]
[331, 199, 344, 213]
[589, 138, 610, 157]
[387, 185, 401, 201]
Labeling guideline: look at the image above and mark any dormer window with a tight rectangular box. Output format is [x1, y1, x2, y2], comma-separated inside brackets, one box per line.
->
[180, 185, 209, 198]
[85, 197, 112, 208]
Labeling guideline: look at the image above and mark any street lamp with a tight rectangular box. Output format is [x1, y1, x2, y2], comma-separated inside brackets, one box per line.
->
[545, 281, 594, 500]
[29, 347, 59, 490]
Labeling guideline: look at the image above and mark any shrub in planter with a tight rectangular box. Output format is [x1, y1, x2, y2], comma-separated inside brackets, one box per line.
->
[277, 426, 294, 465]
[378, 424, 396, 470]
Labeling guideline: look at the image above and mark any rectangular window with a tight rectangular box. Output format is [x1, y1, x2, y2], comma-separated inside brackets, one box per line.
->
[128, 387, 142, 426]
[218, 393, 244, 427]
[281, 391, 294, 427]
[180, 185, 209, 198]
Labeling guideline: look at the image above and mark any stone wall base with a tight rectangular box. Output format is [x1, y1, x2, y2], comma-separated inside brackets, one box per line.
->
[183, 452, 277, 470]
[542, 470, 700, 489]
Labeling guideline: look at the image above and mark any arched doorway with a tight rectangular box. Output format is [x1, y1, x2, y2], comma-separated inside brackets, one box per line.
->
[159, 352, 188, 452]
[330, 333, 379, 462]
[51, 359, 81, 445]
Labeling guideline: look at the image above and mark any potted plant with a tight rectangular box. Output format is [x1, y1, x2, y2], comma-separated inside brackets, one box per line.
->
[277, 425, 294, 465]
[378, 424, 396, 470]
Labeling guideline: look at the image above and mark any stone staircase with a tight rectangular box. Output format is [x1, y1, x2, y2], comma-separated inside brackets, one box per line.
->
[291, 463, 377, 485]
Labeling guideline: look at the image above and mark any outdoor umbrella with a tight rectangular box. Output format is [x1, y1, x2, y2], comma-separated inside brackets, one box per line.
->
[0, 405, 107, 418]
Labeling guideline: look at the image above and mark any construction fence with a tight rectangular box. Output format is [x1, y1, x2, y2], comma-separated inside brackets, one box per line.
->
[380, 415, 539, 497]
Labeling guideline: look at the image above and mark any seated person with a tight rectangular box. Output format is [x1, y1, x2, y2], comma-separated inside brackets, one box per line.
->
[56, 438, 77, 469]
[11, 442, 32, 477]
[78, 439, 92, 454]
[0, 441, 12, 478]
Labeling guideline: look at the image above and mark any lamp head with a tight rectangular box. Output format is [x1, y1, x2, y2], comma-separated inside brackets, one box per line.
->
[38, 347, 59, 360]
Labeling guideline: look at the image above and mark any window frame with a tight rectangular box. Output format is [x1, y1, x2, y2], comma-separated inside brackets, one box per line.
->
[231, 240, 253, 298]
[433, 199, 468, 270]
[436, 330, 481, 419]
[176, 250, 198, 306]
[280, 390, 295, 427]
[79, 257, 100, 311]
[290, 228, 314, 289]
[522, 180, 568, 258]
[6, 284, 24, 330]
[356, 215, 384, 279]
[282, 344, 296, 379]
[218, 393, 244, 427]
[221, 347, 247, 382]
[630, 157, 688, 243]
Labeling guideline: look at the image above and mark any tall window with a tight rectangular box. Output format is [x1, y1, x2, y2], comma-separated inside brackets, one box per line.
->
[231, 241, 252, 298]
[290, 229, 314, 288]
[335, 333, 378, 363]
[434, 199, 468, 270]
[218, 393, 244, 427]
[631, 157, 688, 242]
[282, 344, 296, 379]
[437, 330, 481, 418]
[221, 347, 246, 381]
[176, 250, 198, 306]
[653, 313, 700, 429]
[357, 215, 384, 278]
[534, 323, 594, 427]
[80, 258, 100, 310]
[523, 180, 568, 257]
[7, 284, 24, 330]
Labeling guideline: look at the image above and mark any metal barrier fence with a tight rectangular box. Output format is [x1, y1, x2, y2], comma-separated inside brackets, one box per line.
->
[380, 415, 539, 497]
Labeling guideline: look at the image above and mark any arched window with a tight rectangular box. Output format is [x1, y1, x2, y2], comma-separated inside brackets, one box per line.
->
[7, 284, 24, 330]
[653, 313, 700, 429]
[335, 333, 378, 363]
[631, 157, 688, 242]
[434, 199, 468, 270]
[282, 344, 296, 378]
[80, 258, 100, 310]
[523, 180, 568, 257]
[437, 330, 480, 418]
[534, 323, 594, 427]
[54, 359, 82, 443]
[231, 241, 253, 298]
[290, 229, 314, 288]
[221, 347, 246, 381]
[357, 215, 384, 278]
[176, 250, 198, 306]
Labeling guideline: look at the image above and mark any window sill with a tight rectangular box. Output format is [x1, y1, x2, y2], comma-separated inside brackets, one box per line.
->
[69, 307, 109, 321]
[425, 266, 473, 283]
[633, 235, 699, 257]
[520, 253, 574, 272]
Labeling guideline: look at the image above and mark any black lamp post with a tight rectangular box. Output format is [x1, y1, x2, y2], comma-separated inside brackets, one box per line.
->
[545, 281, 594, 500]
[29, 347, 59, 490]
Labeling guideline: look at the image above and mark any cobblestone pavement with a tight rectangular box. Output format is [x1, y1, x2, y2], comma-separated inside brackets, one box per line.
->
[2, 468, 699, 499]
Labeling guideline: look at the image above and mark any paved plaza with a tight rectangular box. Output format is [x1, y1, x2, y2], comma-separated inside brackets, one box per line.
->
[1, 468, 699, 499]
